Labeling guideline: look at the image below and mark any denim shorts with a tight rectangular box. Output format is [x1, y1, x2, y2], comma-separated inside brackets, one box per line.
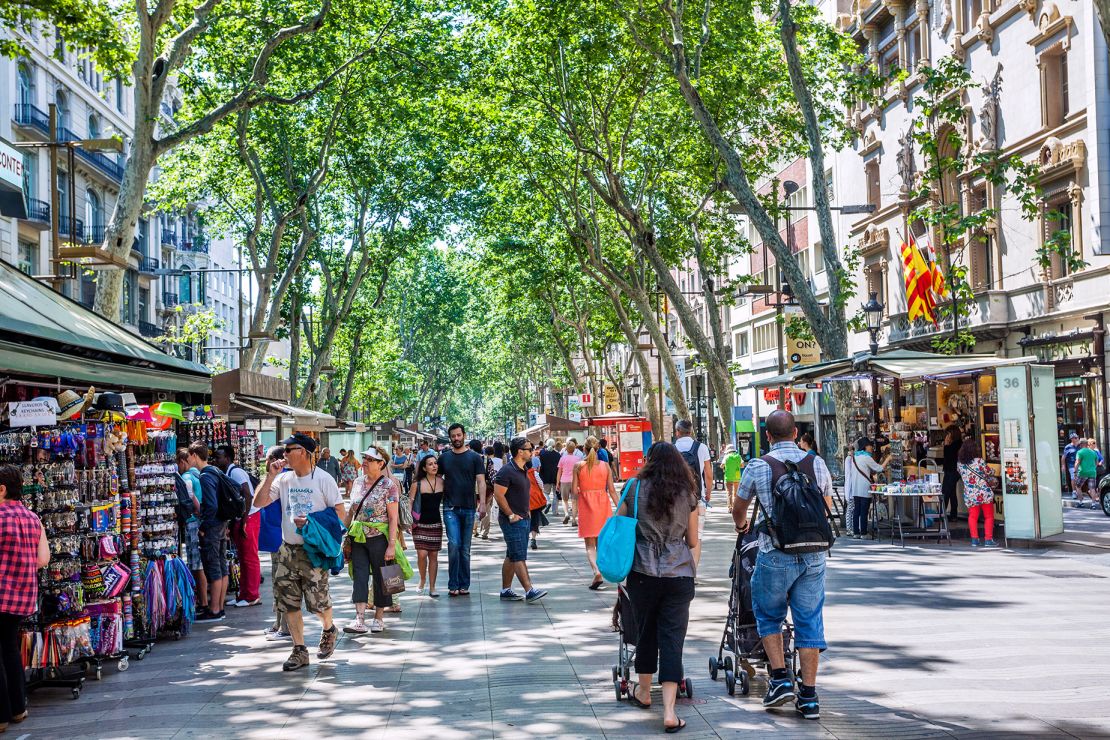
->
[499, 517, 531, 563]
[750, 548, 827, 650]
[200, 521, 229, 581]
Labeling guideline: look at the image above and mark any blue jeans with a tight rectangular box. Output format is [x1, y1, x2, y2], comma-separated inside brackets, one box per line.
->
[852, 495, 872, 536]
[443, 506, 476, 591]
[751, 548, 827, 650]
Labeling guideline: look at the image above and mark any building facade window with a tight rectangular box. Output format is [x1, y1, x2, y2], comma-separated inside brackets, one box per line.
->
[865, 160, 881, 209]
[1048, 200, 1074, 279]
[54, 90, 69, 134]
[22, 152, 36, 198]
[86, 189, 102, 231]
[17, 63, 33, 107]
[87, 113, 99, 139]
[1041, 48, 1069, 129]
[179, 265, 193, 303]
[17, 240, 37, 275]
[753, 322, 777, 353]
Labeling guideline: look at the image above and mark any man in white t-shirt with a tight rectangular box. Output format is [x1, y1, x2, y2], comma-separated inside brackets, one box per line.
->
[673, 420, 713, 574]
[253, 433, 346, 672]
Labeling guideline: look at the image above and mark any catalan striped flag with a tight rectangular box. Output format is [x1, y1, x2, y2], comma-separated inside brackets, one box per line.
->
[900, 237, 938, 326]
[916, 232, 947, 298]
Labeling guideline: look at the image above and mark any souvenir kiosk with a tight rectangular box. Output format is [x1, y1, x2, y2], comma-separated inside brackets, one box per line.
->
[583, 412, 653, 481]
[750, 349, 1064, 543]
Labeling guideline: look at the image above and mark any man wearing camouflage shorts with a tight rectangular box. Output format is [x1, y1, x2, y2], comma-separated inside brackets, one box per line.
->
[253, 433, 346, 671]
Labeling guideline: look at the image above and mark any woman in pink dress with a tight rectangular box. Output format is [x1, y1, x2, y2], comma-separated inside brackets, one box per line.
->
[574, 436, 619, 590]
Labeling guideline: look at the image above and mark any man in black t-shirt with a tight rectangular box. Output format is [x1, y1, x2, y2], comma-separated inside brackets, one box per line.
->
[438, 423, 487, 596]
[538, 439, 562, 515]
[492, 437, 548, 603]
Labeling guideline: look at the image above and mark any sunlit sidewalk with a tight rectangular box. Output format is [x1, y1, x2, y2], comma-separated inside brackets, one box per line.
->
[23, 504, 1110, 738]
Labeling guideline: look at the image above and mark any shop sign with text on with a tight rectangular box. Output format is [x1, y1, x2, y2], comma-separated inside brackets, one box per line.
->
[787, 336, 820, 368]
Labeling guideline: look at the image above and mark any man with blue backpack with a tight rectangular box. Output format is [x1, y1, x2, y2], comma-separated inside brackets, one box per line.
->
[733, 410, 835, 721]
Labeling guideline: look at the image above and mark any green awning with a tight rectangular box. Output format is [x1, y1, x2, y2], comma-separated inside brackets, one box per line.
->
[0, 259, 208, 377]
[0, 340, 211, 393]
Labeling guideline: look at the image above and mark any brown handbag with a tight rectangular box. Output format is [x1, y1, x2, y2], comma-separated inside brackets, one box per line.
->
[379, 561, 406, 595]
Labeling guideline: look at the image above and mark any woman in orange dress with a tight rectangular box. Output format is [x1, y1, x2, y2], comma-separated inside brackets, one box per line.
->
[574, 436, 619, 590]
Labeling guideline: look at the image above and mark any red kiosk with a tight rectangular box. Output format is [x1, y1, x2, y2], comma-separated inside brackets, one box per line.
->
[584, 412, 653, 481]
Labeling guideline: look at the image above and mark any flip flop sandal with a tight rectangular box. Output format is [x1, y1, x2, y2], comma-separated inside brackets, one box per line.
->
[664, 719, 687, 733]
[628, 686, 651, 709]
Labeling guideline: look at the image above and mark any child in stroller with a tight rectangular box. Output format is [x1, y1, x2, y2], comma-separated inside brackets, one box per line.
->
[708, 531, 798, 697]
[611, 584, 693, 702]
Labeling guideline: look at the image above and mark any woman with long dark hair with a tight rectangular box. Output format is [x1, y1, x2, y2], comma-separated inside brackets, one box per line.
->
[410, 455, 445, 596]
[616, 442, 698, 733]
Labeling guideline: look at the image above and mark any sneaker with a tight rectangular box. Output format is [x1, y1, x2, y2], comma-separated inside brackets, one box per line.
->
[234, 598, 262, 608]
[265, 629, 292, 642]
[369, 618, 385, 633]
[343, 618, 368, 634]
[481, 534, 489, 540]
[970, 538, 981, 548]
[982, 540, 999, 548]
[500, 589, 524, 601]
[317, 625, 338, 659]
[283, 645, 310, 671]
[795, 695, 820, 720]
[195, 609, 225, 622]
[525, 588, 548, 603]
[530, 538, 538, 550]
[762, 678, 795, 708]
[417, 587, 426, 596]
[225, 596, 236, 605]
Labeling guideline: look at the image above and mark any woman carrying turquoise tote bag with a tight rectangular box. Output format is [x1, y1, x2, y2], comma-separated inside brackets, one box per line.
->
[613, 442, 699, 733]
[597, 479, 639, 583]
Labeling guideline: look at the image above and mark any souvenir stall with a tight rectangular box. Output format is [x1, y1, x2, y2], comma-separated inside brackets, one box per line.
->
[0, 260, 213, 696]
[749, 349, 1064, 543]
[583, 412, 653, 481]
[213, 369, 335, 456]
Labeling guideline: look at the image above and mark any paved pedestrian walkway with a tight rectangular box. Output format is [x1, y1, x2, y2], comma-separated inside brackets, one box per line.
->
[20, 504, 1110, 739]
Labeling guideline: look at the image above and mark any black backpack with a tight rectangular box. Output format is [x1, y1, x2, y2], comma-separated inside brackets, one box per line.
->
[679, 439, 704, 493]
[203, 467, 246, 522]
[758, 454, 835, 554]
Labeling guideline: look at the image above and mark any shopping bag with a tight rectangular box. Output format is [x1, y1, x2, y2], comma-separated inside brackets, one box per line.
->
[379, 561, 406, 595]
[596, 479, 639, 583]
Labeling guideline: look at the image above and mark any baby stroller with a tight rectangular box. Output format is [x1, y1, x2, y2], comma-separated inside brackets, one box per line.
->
[612, 584, 694, 701]
[708, 531, 797, 696]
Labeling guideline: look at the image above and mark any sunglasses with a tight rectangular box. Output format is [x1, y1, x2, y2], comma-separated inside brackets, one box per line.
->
[284, 446, 304, 454]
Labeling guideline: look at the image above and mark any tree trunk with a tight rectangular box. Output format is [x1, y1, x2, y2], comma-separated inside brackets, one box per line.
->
[336, 327, 362, 420]
[595, 278, 663, 433]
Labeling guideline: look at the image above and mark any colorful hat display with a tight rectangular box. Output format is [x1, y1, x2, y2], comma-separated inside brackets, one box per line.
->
[127, 404, 155, 423]
[151, 401, 185, 422]
[57, 387, 95, 420]
[93, 392, 126, 422]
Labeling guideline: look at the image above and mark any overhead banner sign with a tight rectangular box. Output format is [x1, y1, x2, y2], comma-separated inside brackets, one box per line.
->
[568, 396, 582, 422]
[8, 400, 58, 427]
[787, 336, 820, 368]
[603, 384, 621, 413]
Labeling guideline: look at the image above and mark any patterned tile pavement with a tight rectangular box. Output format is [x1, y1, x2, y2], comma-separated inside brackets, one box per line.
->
[17, 503, 1110, 738]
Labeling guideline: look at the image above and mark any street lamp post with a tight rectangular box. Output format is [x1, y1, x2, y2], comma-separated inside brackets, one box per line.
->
[862, 291, 885, 427]
[862, 291, 884, 357]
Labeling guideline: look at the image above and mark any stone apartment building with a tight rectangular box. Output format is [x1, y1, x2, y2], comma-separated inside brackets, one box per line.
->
[0, 23, 243, 367]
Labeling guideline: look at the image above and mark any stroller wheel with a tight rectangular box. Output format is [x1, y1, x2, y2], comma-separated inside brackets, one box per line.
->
[723, 655, 734, 673]
[709, 656, 719, 681]
[682, 678, 694, 698]
[738, 671, 750, 696]
[613, 678, 623, 702]
[724, 670, 736, 696]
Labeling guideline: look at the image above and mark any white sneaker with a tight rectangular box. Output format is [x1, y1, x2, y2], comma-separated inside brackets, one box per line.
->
[417, 587, 426, 596]
[225, 596, 236, 605]
[234, 598, 261, 608]
[343, 618, 368, 634]
[265, 629, 292, 642]
[369, 618, 385, 633]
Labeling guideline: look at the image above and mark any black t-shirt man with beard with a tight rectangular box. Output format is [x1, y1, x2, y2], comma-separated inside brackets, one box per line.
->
[438, 423, 487, 596]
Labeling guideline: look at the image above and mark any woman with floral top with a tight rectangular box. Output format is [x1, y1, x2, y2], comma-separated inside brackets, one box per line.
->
[957, 438, 998, 549]
[343, 446, 399, 634]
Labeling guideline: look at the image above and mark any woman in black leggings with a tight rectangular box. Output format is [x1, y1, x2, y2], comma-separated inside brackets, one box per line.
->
[343, 447, 399, 635]
[616, 442, 699, 733]
[941, 426, 963, 519]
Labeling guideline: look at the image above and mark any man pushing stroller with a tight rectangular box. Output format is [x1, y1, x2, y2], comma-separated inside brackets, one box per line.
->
[732, 410, 835, 720]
